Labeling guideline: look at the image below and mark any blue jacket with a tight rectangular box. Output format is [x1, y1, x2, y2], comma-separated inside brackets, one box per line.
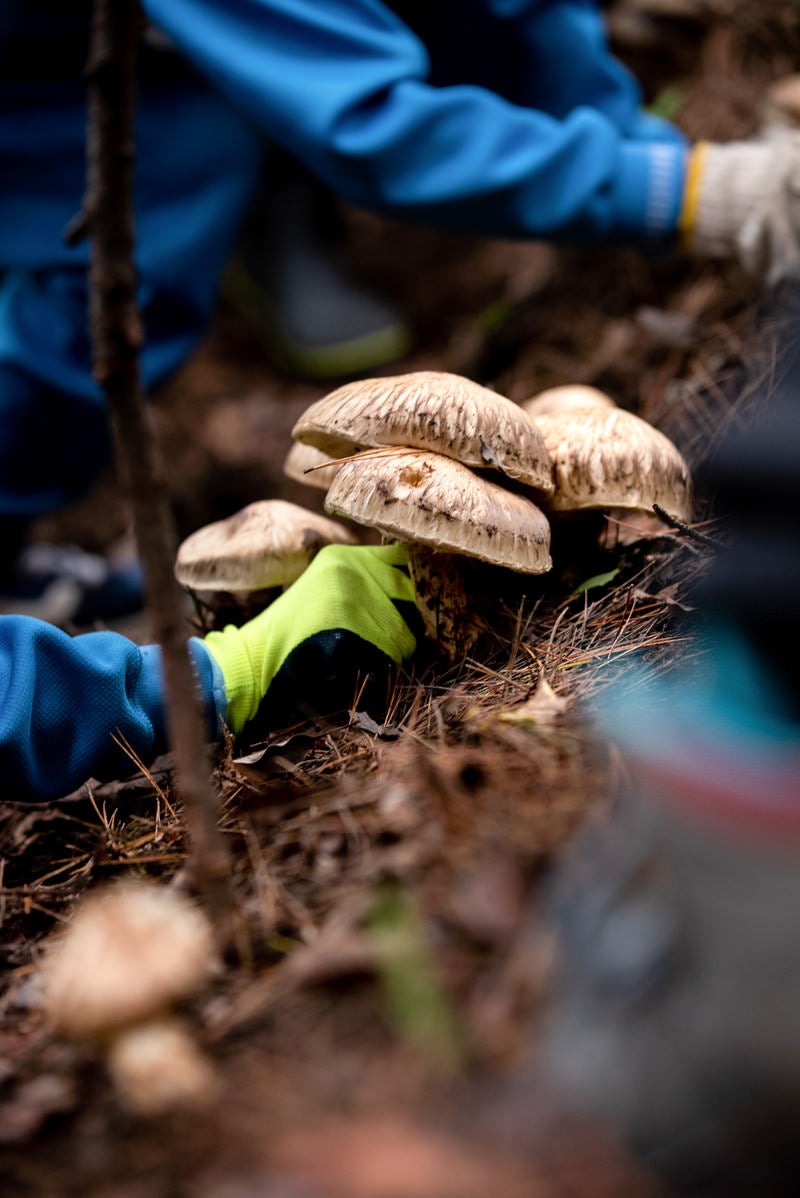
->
[0, 0, 687, 521]
[142, 0, 687, 243]
[0, 0, 687, 253]
[0, 2, 691, 805]
[0, 617, 225, 803]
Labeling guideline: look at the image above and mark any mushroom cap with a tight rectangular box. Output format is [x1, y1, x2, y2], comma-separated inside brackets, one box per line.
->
[41, 881, 215, 1038]
[324, 448, 552, 574]
[528, 406, 693, 519]
[175, 499, 356, 592]
[283, 441, 342, 490]
[522, 385, 617, 418]
[292, 371, 554, 494]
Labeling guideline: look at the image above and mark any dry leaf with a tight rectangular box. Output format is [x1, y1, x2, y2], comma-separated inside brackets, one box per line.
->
[495, 678, 568, 728]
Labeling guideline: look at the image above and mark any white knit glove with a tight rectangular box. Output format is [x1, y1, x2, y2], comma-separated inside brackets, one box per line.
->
[681, 137, 800, 284]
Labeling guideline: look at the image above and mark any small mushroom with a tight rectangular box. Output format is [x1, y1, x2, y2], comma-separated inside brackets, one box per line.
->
[522, 385, 616, 418]
[40, 880, 218, 1116]
[324, 448, 552, 659]
[292, 371, 554, 495]
[283, 441, 342, 491]
[175, 498, 357, 627]
[521, 390, 692, 525]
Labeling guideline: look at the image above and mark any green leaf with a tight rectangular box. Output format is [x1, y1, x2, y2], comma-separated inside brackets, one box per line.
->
[478, 298, 513, 333]
[368, 884, 463, 1068]
[572, 567, 620, 597]
[646, 84, 689, 121]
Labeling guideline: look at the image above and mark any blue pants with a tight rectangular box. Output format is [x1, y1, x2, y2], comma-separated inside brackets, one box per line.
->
[0, 60, 262, 518]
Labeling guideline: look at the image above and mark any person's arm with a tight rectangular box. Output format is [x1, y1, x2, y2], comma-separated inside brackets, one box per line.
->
[143, 0, 687, 245]
[0, 616, 221, 803]
[0, 544, 419, 803]
[475, 0, 684, 145]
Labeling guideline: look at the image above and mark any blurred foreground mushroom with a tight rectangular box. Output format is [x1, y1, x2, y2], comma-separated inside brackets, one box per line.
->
[41, 880, 218, 1116]
[175, 498, 357, 627]
[324, 448, 552, 660]
[292, 370, 555, 495]
[522, 386, 693, 533]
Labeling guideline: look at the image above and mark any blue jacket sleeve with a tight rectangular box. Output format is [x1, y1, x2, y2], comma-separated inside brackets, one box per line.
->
[143, 0, 687, 244]
[471, 1, 672, 132]
[0, 617, 225, 803]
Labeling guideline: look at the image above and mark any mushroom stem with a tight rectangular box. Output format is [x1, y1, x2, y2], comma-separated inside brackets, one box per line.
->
[187, 585, 284, 634]
[106, 1016, 218, 1117]
[407, 545, 484, 663]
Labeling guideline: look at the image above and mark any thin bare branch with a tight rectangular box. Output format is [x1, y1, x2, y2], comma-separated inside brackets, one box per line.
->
[83, 0, 232, 925]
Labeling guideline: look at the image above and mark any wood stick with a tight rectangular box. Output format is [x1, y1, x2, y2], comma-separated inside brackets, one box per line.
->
[82, 0, 232, 922]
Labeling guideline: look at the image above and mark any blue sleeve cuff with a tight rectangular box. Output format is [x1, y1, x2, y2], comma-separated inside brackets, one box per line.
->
[189, 637, 228, 738]
[137, 639, 228, 754]
[610, 140, 687, 241]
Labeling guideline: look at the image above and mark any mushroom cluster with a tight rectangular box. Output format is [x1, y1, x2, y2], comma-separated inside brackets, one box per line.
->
[40, 880, 217, 1116]
[291, 371, 556, 658]
[282, 372, 693, 658]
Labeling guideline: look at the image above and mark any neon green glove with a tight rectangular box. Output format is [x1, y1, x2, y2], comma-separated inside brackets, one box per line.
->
[201, 542, 419, 736]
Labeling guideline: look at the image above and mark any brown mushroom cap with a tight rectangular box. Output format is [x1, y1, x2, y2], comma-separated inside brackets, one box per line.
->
[522, 385, 617, 418]
[175, 499, 356, 592]
[41, 881, 215, 1038]
[283, 441, 342, 491]
[324, 449, 552, 574]
[526, 406, 693, 519]
[292, 371, 554, 494]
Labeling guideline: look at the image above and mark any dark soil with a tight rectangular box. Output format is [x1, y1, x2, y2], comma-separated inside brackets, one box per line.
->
[2, 3, 799, 1194]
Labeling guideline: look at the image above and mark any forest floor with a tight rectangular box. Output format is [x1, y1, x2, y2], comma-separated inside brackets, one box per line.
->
[1, 3, 799, 1195]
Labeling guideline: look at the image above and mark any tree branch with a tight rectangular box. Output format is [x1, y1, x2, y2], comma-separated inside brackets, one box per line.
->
[84, 0, 232, 922]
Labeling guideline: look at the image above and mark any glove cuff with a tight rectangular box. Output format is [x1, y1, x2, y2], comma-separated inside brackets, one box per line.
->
[608, 140, 686, 239]
[188, 637, 229, 738]
[682, 138, 800, 279]
[680, 140, 765, 259]
[201, 626, 258, 735]
[678, 141, 710, 246]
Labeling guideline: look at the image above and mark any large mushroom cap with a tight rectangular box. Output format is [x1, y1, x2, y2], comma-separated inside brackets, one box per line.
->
[525, 405, 692, 519]
[175, 499, 356, 592]
[324, 449, 552, 574]
[522, 385, 617, 418]
[292, 371, 554, 494]
[41, 881, 215, 1038]
[283, 441, 341, 491]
